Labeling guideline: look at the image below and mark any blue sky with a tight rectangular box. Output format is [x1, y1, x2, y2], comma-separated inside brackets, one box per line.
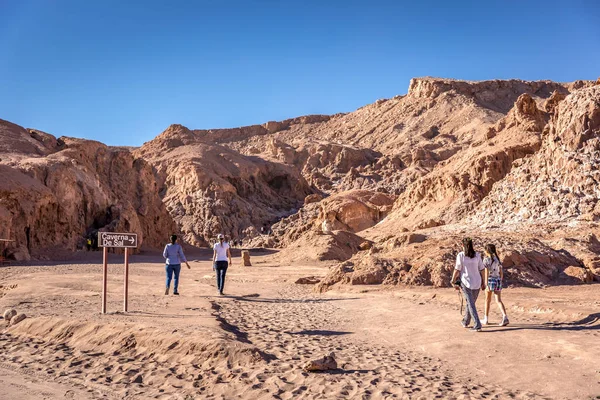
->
[1, 1, 599, 146]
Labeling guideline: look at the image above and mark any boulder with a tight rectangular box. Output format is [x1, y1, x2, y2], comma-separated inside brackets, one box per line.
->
[358, 241, 372, 251]
[415, 219, 444, 230]
[3, 308, 17, 324]
[295, 276, 320, 285]
[5, 246, 30, 262]
[317, 190, 396, 233]
[350, 266, 388, 285]
[9, 313, 26, 326]
[263, 120, 287, 133]
[303, 352, 337, 372]
[562, 266, 593, 283]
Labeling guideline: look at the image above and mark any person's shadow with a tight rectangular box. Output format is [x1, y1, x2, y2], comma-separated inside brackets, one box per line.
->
[483, 312, 600, 332]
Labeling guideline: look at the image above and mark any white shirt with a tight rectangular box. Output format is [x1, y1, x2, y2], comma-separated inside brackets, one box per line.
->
[213, 242, 230, 261]
[455, 251, 484, 289]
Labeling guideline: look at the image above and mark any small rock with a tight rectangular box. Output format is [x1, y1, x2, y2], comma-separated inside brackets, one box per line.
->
[304, 194, 323, 204]
[295, 276, 321, 285]
[358, 241, 372, 251]
[303, 352, 337, 372]
[3, 309, 17, 324]
[132, 374, 143, 384]
[10, 313, 26, 326]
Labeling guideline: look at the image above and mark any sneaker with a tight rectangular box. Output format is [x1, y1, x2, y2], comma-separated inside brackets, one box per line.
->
[219, 291, 224, 296]
[499, 316, 510, 326]
[471, 327, 482, 332]
[461, 322, 470, 328]
[173, 292, 179, 296]
[164, 288, 169, 295]
[481, 317, 488, 326]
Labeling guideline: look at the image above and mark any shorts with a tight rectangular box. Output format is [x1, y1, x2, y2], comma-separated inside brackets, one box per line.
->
[487, 277, 502, 291]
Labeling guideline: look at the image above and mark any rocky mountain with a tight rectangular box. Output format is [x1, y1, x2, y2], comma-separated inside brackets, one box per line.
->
[133, 124, 313, 246]
[1, 76, 599, 287]
[0, 119, 176, 260]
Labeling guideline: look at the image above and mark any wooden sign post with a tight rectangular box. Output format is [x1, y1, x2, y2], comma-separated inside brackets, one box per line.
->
[98, 232, 138, 314]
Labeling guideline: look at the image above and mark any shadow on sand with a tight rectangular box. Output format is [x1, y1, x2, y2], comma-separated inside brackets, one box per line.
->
[203, 294, 359, 304]
[483, 312, 600, 332]
[288, 330, 352, 336]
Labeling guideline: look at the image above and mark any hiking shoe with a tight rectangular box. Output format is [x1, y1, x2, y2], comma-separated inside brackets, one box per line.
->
[500, 316, 510, 326]
[481, 317, 488, 326]
[219, 291, 224, 296]
[164, 288, 169, 295]
[173, 292, 179, 296]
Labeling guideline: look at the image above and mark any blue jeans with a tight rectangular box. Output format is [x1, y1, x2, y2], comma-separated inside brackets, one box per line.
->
[214, 261, 228, 292]
[165, 264, 181, 292]
[461, 284, 482, 329]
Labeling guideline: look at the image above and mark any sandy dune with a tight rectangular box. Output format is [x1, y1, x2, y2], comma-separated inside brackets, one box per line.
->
[0, 249, 599, 399]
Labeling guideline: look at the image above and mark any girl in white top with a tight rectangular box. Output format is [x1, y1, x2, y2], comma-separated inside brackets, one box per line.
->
[482, 243, 509, 326]
[212, 234, 232, 295]
[450, 238, 486, 331]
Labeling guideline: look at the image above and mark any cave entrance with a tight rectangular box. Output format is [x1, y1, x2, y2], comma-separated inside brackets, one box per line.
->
[25, 226, 31, 251]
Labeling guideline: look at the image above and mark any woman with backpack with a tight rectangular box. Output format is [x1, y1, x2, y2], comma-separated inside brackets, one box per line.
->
[451, 237, 486, 332]
[482, 243, 510, 326]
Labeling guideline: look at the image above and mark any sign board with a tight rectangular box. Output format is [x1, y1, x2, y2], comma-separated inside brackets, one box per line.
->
[98, 232, 138, 248]
[98, 232, 137, 314]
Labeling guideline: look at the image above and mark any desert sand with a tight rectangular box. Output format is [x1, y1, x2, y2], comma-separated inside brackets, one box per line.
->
[1, 249, 598, 399]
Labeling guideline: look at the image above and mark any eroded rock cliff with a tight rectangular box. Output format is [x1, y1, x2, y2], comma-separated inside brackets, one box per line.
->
[2, 77, 599, 289]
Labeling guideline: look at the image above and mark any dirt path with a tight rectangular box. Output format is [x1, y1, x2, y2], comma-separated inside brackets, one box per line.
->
[0, 250, 598, 399]
[209, 284, 541, 399]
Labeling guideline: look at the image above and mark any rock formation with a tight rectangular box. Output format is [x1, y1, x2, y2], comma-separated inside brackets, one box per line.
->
[1, 76, 599, 289]
[0, 119, 176, 259]
[134, 124, 313, 246]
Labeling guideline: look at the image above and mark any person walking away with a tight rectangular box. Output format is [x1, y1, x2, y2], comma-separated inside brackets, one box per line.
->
[213, 233, 232, 295]
[163, 234, 191, 295]
[451, 237, 486, 331]
[482, 244, 510, 326]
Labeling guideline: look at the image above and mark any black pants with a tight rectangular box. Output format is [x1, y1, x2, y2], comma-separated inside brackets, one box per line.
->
[215, 261, 228, 292]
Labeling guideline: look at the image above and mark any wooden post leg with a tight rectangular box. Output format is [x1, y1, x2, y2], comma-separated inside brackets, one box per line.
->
[124, 248, 129, 312]
[102, 247, 108, 314]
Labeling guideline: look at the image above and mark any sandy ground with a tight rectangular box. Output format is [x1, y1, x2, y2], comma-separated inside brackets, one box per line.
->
[0, 249, 599, 399]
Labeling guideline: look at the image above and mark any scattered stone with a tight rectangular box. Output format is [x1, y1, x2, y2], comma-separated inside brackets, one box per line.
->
[9, 313, 26, 326]
[304, 194, 323, 204]
[358, 241, 372, 251]
[295, 276, 320, 285]
[3, 309, 17, 324]
[303, 352, 337, 372]
[404, 233, 427, 245]
[415, 219, 444, 230]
